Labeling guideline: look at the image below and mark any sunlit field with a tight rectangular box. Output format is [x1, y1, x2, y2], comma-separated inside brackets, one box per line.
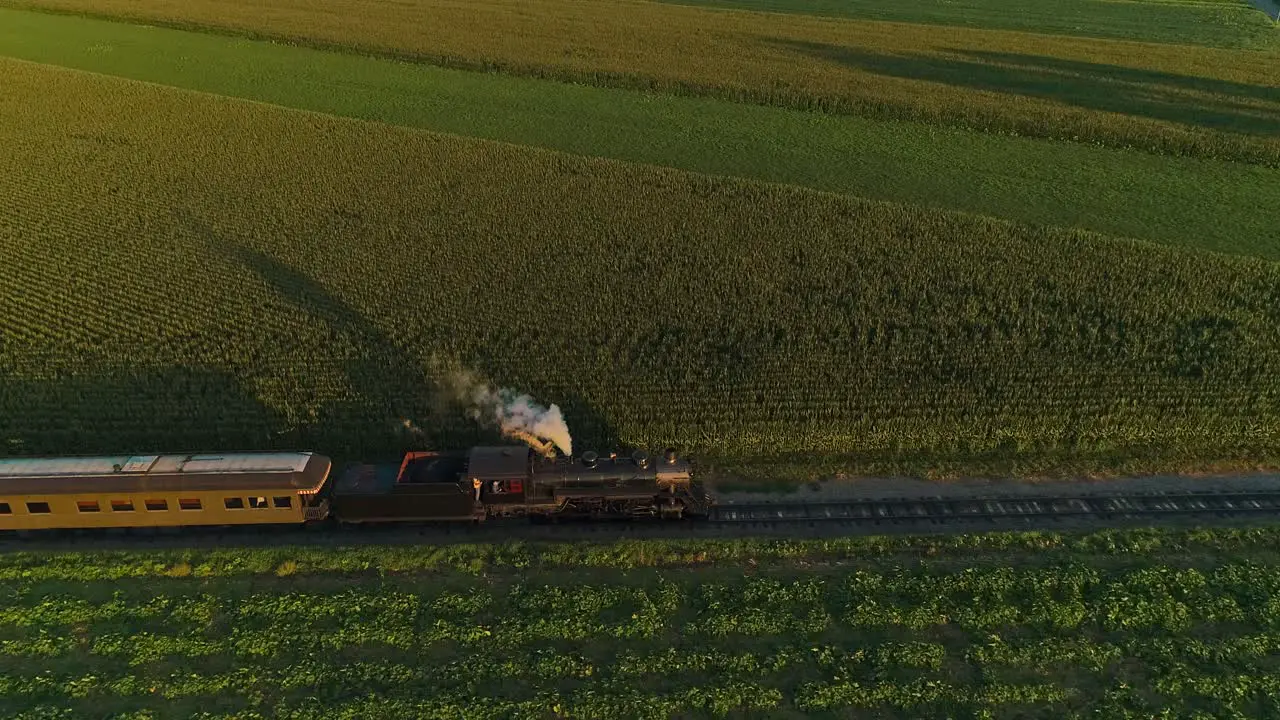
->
[5, 0, 1278, 166]
[3, 60, 1279, 480]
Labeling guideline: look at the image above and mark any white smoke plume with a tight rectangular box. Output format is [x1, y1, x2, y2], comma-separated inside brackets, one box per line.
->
[449, 372, 573, 458]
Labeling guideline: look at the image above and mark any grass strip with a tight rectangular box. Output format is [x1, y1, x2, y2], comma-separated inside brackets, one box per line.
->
[0, 527, 1278, 580]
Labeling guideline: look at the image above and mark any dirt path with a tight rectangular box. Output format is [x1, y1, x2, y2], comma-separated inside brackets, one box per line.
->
[711, 472, 1280, 504]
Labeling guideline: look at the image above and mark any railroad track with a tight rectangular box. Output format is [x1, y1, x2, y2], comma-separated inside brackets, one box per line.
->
[2, 490, 1279, 550]
[710, 490, 1280, 526]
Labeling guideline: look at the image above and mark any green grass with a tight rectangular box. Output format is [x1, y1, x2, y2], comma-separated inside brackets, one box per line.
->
[1, 9, 1278, 259]
[3, 59, 1280, 479]
[3, 526, 1277, 580]
[657, 0, 1280, 50]
[2, 527, 1280, 718]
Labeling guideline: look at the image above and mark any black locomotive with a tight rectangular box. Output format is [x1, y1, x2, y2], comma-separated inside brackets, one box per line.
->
[330, 446, 713, 523]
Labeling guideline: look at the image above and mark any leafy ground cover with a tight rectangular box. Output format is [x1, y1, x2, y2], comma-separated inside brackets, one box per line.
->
[2, 60, 1278, 479]
[656, 0, 1280, 49]
[4, 0, 1278, 166]
[2, 13, 1278, 259]
[2, 526, 1280, 718]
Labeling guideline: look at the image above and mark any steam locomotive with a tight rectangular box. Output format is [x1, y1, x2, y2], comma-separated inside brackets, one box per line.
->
[0, 446, 714, 532]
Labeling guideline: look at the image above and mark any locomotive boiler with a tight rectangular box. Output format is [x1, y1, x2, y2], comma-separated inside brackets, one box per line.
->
[330, 445, 711, 523]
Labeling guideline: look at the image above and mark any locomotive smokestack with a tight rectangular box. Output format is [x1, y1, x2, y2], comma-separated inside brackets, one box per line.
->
[664, 448, 677, 465]
[633, 450, 649, 469]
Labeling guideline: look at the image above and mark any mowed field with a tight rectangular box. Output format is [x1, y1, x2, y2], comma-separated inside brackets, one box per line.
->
[3, 528, 1280, 718]
[3, 59, 1280, 481]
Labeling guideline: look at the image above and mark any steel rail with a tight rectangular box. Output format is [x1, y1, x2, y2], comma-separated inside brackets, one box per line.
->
[710, 491, 1280, 525]
[1, 490, 1279, 550]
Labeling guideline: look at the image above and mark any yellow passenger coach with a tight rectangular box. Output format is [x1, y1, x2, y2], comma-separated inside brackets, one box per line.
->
[0, 452, 332, 531]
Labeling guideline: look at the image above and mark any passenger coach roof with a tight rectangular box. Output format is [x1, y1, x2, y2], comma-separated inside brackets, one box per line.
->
[0, 452, 330, 495]
[0, 453, 315, 478]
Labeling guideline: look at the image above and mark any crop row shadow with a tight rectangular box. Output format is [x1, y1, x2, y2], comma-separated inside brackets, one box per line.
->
[772, 40, 1280, 137]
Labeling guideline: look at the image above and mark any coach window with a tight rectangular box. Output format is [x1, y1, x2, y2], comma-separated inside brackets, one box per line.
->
[0, 502, 10, 514]
[178, 498, 202, 511]
[248, 496, 268, 509]
[272, 496, 292, 509]
[145, 499, 168, 511]
[111, 500, 134, 512]
[26, 502, 50, 514]
[224, 497, 245, 510]
[77, 501, 101, 513]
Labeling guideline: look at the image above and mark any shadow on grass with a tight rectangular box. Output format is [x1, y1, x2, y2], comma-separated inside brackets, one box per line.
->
[0, 248, 623, 462]
[0, 367, 288, 457]
[774, 39, 1280, 136]
[50, 212, 622, 460]
[223, 243, 452, 458]
[229, 247, 625, 457]
[555, 387, 624, 458]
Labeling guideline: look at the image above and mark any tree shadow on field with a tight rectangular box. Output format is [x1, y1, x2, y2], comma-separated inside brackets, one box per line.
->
[0, 367, 286, 457]
[223, 243, 620, 461]
[222, 243, 455, 460]
[156, 212, 621, 462]
[772, 39, 1280, 136]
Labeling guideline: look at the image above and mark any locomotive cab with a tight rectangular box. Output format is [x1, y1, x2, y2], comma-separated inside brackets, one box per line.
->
[468, 446, 530, 506]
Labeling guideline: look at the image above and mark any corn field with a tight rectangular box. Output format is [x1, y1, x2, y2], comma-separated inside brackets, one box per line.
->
[656, 0, 1280, 49]
[1, 59, 1278, 477]
[6, 0, 1278, 166]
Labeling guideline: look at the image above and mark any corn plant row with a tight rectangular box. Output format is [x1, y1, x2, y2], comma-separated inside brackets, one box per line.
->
[3, 60, 1279, 479]
[0, 657, 1268, 717]
[6, 627, 1273, 679]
